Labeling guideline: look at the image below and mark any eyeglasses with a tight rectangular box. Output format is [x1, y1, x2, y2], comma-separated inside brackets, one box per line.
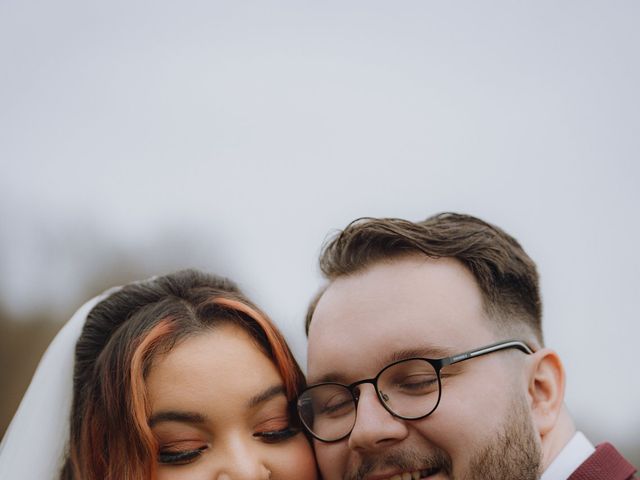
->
[297, 339, 533, 442]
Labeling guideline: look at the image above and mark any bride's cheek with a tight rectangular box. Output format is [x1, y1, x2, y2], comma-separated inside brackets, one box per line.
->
[272, 435, 318, 479]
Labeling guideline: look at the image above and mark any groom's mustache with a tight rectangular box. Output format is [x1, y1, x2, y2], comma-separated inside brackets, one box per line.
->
[346, 447, 453, 480]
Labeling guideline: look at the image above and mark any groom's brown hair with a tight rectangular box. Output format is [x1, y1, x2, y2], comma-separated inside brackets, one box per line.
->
[306, 213, 543, 344]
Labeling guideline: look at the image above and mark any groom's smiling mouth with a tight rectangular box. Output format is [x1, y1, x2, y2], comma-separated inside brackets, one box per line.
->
[365, 467, 442, 480]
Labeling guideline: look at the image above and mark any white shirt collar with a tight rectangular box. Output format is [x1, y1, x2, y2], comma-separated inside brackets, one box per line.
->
[540, 431, 595, 480]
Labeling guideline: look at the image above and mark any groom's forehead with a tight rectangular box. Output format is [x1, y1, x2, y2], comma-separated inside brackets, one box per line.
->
[306, 265, 494, 387]
[308, 259, 486, 340]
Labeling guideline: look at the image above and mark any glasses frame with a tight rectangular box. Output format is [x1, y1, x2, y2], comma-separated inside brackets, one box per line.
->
[298, 339, 534, 442]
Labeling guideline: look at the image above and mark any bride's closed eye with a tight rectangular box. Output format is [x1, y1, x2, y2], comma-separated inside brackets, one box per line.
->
[253, 426, 299, 443]
[158, 445, 208, 465]
[157, 437, 209, 466]
[253, 416, 300, 443]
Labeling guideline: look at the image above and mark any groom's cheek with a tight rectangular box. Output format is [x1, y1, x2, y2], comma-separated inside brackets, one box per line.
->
[314, 440, 347, 480]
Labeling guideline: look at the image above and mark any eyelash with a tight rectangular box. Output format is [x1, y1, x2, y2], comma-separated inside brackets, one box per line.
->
[158, 427, 298, 465]
[158, 446, 207, 465]
[253, 426, 298, 443]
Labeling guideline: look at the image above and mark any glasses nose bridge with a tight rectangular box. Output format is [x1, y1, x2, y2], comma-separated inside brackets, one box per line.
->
[348, 377, 382, 406]
[347, 377, 387, 408]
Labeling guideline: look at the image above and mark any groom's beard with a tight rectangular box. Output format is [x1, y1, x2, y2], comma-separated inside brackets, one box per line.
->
[463, 393, 541, 480]
[344, 393, 541, 480]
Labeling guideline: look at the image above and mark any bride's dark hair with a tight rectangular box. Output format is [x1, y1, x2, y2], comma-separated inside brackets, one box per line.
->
[60, 269, 305, 480]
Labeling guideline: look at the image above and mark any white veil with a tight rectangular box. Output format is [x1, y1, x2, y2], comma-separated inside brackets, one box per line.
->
[0, 288, 119, 479]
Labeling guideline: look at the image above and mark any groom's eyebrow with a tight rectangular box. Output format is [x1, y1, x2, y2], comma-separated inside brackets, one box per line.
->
[385, 345, 454, 363]
[309, 372, 347, 384]
[309, 345, 455, 385]
[149, 411, 207, 427]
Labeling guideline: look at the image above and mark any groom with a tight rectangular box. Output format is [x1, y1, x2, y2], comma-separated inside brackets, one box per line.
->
[301, 213, 637, 480]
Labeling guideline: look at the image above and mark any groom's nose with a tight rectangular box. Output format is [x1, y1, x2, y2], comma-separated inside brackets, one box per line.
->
[347, 384, 410, 453]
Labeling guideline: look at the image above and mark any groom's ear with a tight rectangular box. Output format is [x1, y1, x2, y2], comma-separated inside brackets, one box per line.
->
[526, 348, 566, 435]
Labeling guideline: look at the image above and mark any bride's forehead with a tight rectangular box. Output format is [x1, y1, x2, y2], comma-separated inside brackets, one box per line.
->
[145, 326, 285, 420]
[148, 325, 278, 387]
[153, 324, 267, 366]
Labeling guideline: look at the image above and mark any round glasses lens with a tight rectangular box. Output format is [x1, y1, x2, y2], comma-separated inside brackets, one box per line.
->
[377, 359, 440, 419]
[297, 384, 356, 441]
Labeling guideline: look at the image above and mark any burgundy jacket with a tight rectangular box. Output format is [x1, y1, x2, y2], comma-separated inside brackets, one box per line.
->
[568, 443, 637, 480]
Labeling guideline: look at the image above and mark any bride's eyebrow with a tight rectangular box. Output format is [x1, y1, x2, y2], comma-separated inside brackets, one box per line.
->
[149, 411, 207, 427]
[246, 384, 286, 409]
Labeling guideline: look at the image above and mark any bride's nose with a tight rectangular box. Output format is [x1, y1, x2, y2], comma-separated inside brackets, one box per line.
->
[214, 436, 271, 480]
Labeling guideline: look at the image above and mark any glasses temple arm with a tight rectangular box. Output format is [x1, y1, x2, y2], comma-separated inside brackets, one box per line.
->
[440, 340, 534, 368]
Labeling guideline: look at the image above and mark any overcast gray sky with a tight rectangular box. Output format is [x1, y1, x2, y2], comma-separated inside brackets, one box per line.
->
[1, 0, 638, 456]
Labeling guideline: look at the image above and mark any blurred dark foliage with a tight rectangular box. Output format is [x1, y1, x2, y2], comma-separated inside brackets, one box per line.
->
[0, 226, 225, 443]
[0, 264, 148, 440]
[0, 306, 61, 439]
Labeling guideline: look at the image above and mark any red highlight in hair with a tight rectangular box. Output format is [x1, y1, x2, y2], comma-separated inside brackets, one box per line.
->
[129, 320, 176, 479]
[212, 297, 303, 399]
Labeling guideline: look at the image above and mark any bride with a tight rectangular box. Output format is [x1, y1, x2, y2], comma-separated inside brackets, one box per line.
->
[0, 269, 318, 479]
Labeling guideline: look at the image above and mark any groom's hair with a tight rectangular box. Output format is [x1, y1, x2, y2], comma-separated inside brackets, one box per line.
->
[306, 212, 543, 344]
